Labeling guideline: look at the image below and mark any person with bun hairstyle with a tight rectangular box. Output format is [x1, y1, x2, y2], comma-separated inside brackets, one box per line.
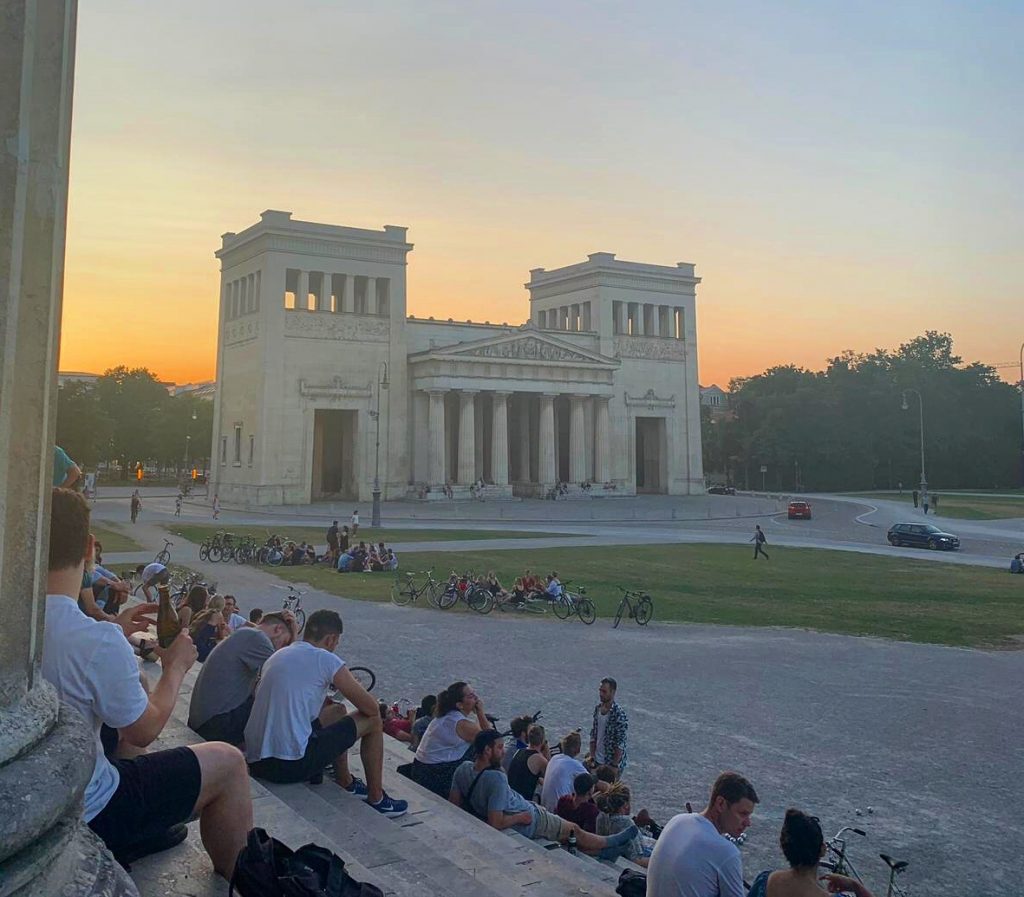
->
[747, 809, 874, 897]
[595, 782, 654, 866]
[412, 681, 492, 797]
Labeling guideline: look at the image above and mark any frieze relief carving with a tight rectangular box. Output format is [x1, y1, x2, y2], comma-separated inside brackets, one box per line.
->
[225, 319, 259, 346]
[614, 336, 687, 362]
[625, 388, 676, 409]
[453, 336, 599, 363]
[298, 376, 372, 400]
[285, 312, 390, 342]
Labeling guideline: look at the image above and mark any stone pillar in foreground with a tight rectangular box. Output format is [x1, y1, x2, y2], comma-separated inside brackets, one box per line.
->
[517, 396, 531, 483]
[490, 392, 510, 487]
[427, 390, 446, 486]
[538, 394, 556, 486]
[594, 397, 611, 483]
[457, 391, 477, 485]
[0, 3, 137, 895]
[569, 395, 587, 483]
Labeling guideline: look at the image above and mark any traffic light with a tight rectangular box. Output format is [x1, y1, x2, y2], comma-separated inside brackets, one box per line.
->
[191, 468, 198, 480]
[136, 467, 143, 482]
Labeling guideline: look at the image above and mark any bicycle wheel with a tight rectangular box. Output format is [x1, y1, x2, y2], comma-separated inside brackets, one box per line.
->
[198, 544, 210, 562]
[523, 599, 548, 615]
[155, 549, 170, 565]
[207, 545, 222, 563]
[426, 580, 442, 608]
[267, 548, 283, 567]
[613, 598, 626, 629]
[577, 597, 596, 625]
[293, 607, 306, 634]
[391, 579, 415, 606]
[349, 665, 376, 692]
[552, 594, 571, 620]
[221, 546, 235, 562]
[635, 596, 653, 626]
[437, 586, 459, 610]
[468, 586, 493, 614]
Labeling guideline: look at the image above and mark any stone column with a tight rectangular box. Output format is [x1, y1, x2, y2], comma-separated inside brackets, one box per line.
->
[342, 274, 355, 312]
[296, 269, 309, 311]
[491, 392, 511, 486]
[427, 390, 446, 485]
[594, 397, 611, 483]
[1, 3, 138, 894]
[457, 390, 478, 485]
[635, 302, 645, 336]
[517, 396, 532, 482]
[321, 272, 332, 311]
[254, 268, 261, 311]
[538, 394, 557, 485]
[366, 276, 377, 315]
[569, 395, 587, 482]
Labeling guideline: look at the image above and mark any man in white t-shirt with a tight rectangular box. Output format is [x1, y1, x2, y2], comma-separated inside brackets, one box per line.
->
[222, 594, 249, 631]
[43, 489, 253, 877]
[245, 608, 408, 818]
[136, 560, 170, 600]
[646, 771, 758, 897]
[540, 730, 589, 811]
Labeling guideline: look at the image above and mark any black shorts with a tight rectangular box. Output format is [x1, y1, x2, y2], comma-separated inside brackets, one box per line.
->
[193, 695, 253, 746]
[88, 746, 202, 853]
[249, 716, 358, 784]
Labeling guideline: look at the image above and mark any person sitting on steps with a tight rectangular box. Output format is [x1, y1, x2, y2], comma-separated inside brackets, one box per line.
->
[244, 608, 408, 818]
[450, 730, 639, 859]
[555, 771, 600, 834]
[595, 782, 654, 867]
[501, 714, 532, 773]
[413, 680, 492, 798]
[507, 723, 550, 801]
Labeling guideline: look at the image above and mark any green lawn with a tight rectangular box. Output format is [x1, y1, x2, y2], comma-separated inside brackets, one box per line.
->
[267, 544, 1024, 648]
[847, 492, 1024, 520]
[167, 524, 567, 546]
[92, 523, 143, 553]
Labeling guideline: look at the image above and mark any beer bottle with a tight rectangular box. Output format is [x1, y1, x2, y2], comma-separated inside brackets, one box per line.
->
[156, 584, 180, 648]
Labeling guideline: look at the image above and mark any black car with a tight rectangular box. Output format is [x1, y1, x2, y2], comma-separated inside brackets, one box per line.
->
[887, 523, 960, 551]
[707, 485, 736, 495]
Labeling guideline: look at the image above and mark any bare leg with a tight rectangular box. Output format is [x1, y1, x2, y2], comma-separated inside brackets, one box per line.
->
[318, 702, 354, 788]
[190, 742, 252, 878]
[348, 711, 384, 803]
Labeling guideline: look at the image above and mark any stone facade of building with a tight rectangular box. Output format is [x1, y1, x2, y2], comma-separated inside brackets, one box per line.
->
[210, 211, 704, 504]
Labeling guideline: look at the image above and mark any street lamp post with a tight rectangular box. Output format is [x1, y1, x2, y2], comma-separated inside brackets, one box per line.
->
[901, 388, 927, 503]
[1018, 341, 1024, 486]
[371, 361, 389, 528]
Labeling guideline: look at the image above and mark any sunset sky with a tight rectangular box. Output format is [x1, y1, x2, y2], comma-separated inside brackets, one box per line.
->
[61, 1, 1023, 388]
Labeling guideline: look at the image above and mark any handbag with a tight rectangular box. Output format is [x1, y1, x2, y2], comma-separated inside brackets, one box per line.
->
[616, 868, 647, 897]
[230, 827, 384, 897]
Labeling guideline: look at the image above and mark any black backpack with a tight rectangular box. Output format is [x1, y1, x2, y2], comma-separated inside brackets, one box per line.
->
[616, 868, 647, 897]
[230, 828, 384, 897]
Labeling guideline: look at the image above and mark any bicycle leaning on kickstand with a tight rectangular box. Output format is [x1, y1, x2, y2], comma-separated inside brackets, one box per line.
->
[612, 586, 654, 629]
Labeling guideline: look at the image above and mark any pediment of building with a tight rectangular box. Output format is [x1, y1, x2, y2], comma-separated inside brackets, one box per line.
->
[411, 323, 618, 368]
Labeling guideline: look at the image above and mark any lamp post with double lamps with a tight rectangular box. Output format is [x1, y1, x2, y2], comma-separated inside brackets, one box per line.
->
[371, 361, 390, 528]
[901, 388, 927, 505]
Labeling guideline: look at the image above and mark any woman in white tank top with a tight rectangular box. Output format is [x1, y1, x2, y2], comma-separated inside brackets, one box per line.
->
[412, 681, 492, 796]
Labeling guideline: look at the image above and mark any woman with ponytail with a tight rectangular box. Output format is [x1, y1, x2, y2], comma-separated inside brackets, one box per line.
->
[412, 681, 492, 797]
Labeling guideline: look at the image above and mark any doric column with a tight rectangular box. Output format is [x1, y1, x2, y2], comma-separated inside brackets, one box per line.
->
[491, 392, 511, 486]
[635, 302, 645, 335]
[366, 276, 377, 315]
[1, 3, 139, 893]
[457, 390, 478, 485]
[297, 269, 309, 311]
[594, 396, 611, 483]
[570, 395, 587, 482]
[254, 269, 261, 311]
[342, 274, 354, 312]
[538, 393, 557, 484]
[321, 272, 332, 311]
[518, 396, 532, 482]
[428, 390, 446, 485]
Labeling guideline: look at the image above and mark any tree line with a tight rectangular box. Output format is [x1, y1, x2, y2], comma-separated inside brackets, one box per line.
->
[702, 332, 1023, 492]
[57, 366, 213, 478]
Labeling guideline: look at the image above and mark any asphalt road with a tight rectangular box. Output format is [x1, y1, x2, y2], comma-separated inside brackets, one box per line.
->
[92, 494, 1024, 897]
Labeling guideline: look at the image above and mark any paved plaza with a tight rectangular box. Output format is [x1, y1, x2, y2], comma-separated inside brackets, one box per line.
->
[95, 492, 1023, 895]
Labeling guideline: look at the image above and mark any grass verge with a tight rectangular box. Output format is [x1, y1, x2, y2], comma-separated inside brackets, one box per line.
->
[268, 544, 1024, 648]
[92, 523, 143, 553]
[166, 523, 570, 545]
[846, 492, 1024, 520]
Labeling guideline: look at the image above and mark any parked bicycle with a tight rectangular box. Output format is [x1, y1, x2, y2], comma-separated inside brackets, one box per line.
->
[328, 664, 377, 699]
[551, 581, 596, 624]
[437, 572, 493, 614]
[495, 590, 550, 615]
[275, 583, 307, 633]
[154, 538, 173, 565]
[821, 826, 909, 897]
[613, 586, 653, 628]
[391, 569, 442, 607]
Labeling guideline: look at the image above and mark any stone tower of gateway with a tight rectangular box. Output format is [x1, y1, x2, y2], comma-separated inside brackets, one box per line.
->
[210, 211, 704, 506]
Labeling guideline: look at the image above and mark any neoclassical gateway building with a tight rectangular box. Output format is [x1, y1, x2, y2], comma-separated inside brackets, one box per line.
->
[210, 211, 704, 505]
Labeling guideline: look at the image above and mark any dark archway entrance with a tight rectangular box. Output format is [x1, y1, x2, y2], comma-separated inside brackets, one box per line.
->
[312, 409, 357, 499]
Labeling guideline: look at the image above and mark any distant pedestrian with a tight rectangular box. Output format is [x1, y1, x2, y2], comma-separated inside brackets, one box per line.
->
[922, 493, 930, 515]
[130, 489, 141, 524]
[932, 494, 939, 512]
[751, 525, 769, 560]
[898, 481, 903, 495]
[912, 489, 919, 508]
[351, 508, 360, 536]
[175, 493, 183, 517]
[212, 493, 220, 519]
[326, 520, 340, 562]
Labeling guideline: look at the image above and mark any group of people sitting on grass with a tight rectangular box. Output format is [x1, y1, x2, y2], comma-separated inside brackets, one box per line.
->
[335, 540, 399, 573]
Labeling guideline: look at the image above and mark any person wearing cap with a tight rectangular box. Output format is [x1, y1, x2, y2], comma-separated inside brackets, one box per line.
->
[449, 730, 638, 859]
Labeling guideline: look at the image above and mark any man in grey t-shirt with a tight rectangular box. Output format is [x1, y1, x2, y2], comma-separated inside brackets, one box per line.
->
[188, 613, 295, 744]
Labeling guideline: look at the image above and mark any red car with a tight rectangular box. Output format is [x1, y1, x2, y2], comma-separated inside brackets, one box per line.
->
[787, 501, 812, 520]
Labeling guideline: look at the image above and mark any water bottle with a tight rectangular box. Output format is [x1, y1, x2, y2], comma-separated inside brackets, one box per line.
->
[567, 830, 578, 856]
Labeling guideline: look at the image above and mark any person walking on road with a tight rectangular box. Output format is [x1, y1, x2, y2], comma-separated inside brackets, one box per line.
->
[130, 489, 141, 524]
[351, 508, 360, 536]
[212, 493, 220, 520]
[922, 493, 930, 515]
[751, 525, 769, 560]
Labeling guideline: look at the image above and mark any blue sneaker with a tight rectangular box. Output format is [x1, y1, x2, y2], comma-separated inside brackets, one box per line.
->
[367, 792, 408, 818]
[343, 776, 368, 797]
